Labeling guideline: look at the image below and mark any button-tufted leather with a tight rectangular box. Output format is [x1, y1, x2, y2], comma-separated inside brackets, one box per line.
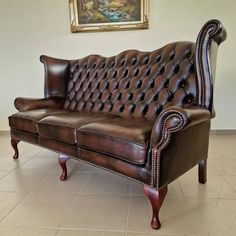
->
[64, 42, 196, 121]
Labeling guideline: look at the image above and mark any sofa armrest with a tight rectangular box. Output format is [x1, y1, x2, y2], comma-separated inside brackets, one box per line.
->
[195, 19, 227, 117]
[14, 97, 65, 112]
[150, 105, 210, 148]
[149, 105, 210, 188]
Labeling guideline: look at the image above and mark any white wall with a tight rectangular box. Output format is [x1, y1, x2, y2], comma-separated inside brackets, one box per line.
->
[0, 0, 235, 130]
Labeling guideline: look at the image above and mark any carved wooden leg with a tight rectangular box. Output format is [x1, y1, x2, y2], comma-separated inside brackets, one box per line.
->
[144, 185, 168, 230]
[11, 138, 20, 159]
[58, 154, 71, 181]
[198, 159, 207, 184]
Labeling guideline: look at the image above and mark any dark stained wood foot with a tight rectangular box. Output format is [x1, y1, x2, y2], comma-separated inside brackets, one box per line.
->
[11, 138, 20, 159]
[58, 154, 71, 181]
[144, 185, 168, 230]
[198, 159, 207, 184]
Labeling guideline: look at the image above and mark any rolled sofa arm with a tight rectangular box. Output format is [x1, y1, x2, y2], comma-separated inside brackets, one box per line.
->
[149, 105, 210, 188]
[14, 97, 65, 112]
[195, 19, 227, 116]
[150, 105, 210, 149]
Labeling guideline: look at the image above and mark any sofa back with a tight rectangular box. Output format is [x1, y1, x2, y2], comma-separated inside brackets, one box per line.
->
[40, 20, 226, 121]
[63, 42, 196, 120]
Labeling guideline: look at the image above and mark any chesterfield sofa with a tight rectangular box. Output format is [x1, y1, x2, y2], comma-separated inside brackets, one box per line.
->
[8, 19, 226, 230]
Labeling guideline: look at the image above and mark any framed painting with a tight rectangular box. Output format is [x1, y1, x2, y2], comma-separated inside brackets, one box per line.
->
[69, 0, 149, 32]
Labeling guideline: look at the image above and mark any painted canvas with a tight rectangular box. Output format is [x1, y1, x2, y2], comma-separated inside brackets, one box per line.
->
[69, 0, 149, 32]
[78, 0, 141, 24]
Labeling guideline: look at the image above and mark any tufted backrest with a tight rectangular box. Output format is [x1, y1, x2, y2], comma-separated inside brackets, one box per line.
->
[63, 42, 197, 120]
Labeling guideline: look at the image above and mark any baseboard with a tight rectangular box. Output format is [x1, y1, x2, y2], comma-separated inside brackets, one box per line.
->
[210, 130, 236, 135]
[0, 131, 10, 134]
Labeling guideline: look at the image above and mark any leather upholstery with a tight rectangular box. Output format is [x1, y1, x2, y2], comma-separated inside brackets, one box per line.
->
[64, 42, 197, 120]
[78, 147, 151, 185]
[14, 97, 64, 112]
[150, 105, 210, 147]
[77, 117, 154, 165]
[8, 19, 227, 191]
[39, 137, 78, 158]
[38, 112, 115, 145]
[159, 121, 210, 187]
[195, 19, 227, 116]
[11, 128, 38, 145]
[40, 55, 70, 99]
[9, 109, 66, 134]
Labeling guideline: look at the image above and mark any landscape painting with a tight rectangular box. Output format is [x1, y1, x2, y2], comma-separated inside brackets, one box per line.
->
[69, 0, 149, 32]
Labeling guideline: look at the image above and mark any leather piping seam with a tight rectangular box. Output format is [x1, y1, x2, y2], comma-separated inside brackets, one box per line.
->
[11, 128, 38, 137]
[197, 23, 217, 107]
[78, 149, 151, 187]
[39, 121, 150, 149]
[79, 145, 146, 166]
[151, 112, 184, 188]
[38, 121, 80, 129]
[15, 100, 62, 111]
[10, 116, 40, 122]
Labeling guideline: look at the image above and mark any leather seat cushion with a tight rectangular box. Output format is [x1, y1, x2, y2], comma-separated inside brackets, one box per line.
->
[37, 112, 114, 145]
[77, 117, 154, 165]
[8, 109, 67, 134]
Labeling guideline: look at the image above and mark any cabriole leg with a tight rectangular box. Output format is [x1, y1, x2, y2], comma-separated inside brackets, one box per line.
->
[11, 138, 20, 159]
[198, 159, 207, 184]
[144, 185, 168, 230]
[58, 154, 71, 181]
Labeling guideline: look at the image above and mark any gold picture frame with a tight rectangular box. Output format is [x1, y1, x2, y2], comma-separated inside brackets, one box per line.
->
[69, 0, 149, 32]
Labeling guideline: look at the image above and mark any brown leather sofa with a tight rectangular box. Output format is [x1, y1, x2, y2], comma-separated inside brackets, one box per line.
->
[8, 19, 226, 230]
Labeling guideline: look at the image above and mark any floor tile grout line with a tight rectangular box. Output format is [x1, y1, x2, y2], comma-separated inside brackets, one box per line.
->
[0, 192, 81, 231]
[0, 145, 40, 157]
[56, 172, 93, 228]
[0, 150, 43, 181]
[74, 192, 141, 197]
[217, 174, 231, 199]
[18, 149, 58, 168]
[0, 192, 29, 224]
[183, 196, 236, 200]
[0, 187, 143, 197]
[0, 224, 135, 234]
[0, 171, 67, 196]
[53, 229, 59, 236]
[221, 175, 236, 194]
[2, 190, 236, 200]
[17, 148, 43, 161]
[178, 180, 186, 199]
[77, 172, 93, 194]
[0, 171, 12, 182]
[0, 225, 62, 231]
[0, 189, 236, 200]
[57, 192, 80, 229]
[54, 227, 126, 233]
[0, 182, 236, 200]
[54, 228, 60, 236]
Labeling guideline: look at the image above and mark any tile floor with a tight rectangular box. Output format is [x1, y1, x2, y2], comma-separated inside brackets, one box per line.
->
[0, 132, 236, 236]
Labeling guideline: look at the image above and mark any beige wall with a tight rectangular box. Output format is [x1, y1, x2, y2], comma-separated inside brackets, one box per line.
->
[0, 0, 235, 130]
